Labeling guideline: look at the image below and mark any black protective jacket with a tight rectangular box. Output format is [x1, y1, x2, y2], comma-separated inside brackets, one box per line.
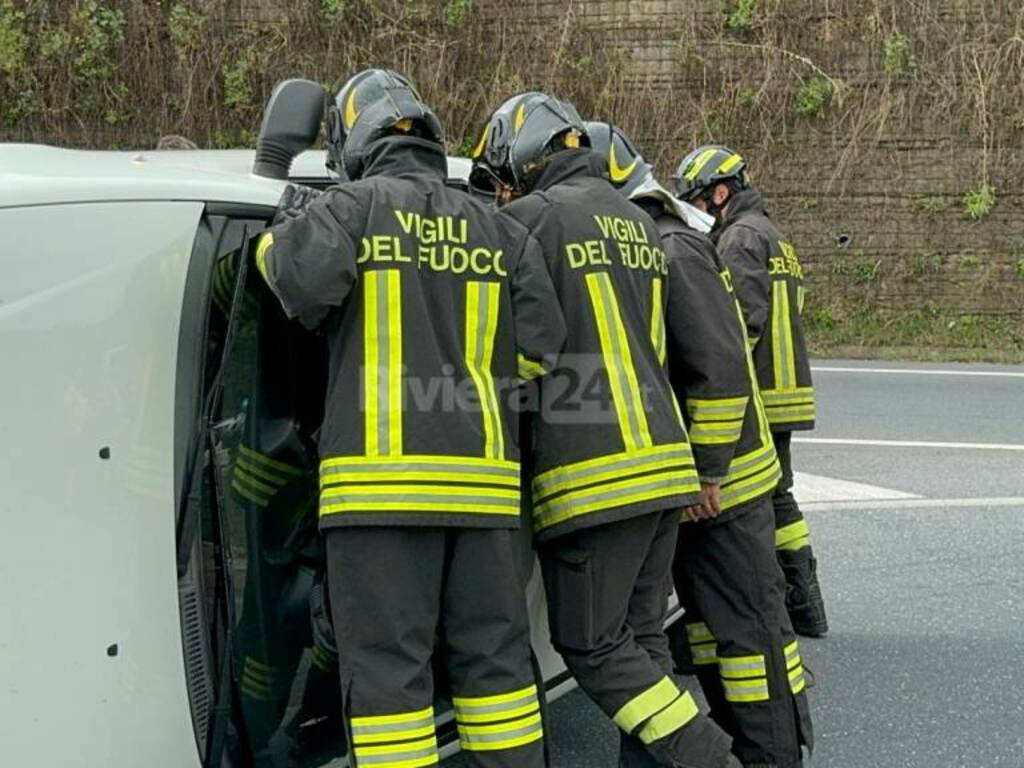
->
[256, 136, 566, 530]
[504, 150, 701, 543]
[639, 198, 781, 520]
[713, 188, 816, 431]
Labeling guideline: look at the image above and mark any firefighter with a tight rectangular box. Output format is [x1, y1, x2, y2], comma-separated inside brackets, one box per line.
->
[254, 69, 567, 768]
[587, 123, 815, 767]
[470, 95, 740, 768]
[671, 146, 828, 638]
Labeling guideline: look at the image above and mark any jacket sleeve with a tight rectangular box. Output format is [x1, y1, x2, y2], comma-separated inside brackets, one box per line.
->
[254, 186, 365, 330]
[664, 234, 752, 482]
[716, 224, 771, 346]
[510, 233, 566, 379]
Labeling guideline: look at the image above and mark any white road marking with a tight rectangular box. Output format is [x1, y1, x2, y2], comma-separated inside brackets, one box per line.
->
[794, 437, 1024, 452]
[793, 471, 919, 504]
[802, 497, 1024, 512]
[811, 366, 1024, 378]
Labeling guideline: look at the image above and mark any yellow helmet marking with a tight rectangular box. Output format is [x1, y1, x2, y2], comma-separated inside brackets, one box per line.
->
[609, 143, 638, 183]
[394, 118, 413, 132]
[564, 131, 580, 149]
[344, 87, 359, 129]
[685, 148, 719, 180]
[470, 125, 489, 158]
[513, 102, 527, 134]
[717, 153, 743, 174]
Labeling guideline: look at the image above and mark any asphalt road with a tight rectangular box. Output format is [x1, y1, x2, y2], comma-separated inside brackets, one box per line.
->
[447, 359, 1024, 768]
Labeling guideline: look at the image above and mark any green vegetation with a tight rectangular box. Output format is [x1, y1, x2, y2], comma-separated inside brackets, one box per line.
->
[796, 77, 830, 118]
[445, 0, 472, 26]
[0, 0, 27, 78]
[321, 0, 348, 22]
[223, 56, 253, 110]
[1017, 257, 1024, 278]
[726, 0, 758, 31]
[963, 184, 996, 220]
[884, 29, 909, 74]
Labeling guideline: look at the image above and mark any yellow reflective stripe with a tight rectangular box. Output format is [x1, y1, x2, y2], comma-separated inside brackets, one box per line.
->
[465, 282, 504, 460]
[239, 445, 303, 476]
[322, 470, 519, 487]
[386, 270, 403, 454]
[613, 676, 680, 734]
[322, 484, 517, 500]
[722, 677, 770, 703]
[254, 233, 273, 282]
[322, 454, 518, 472]
[788, 664, 807, 695]
[533, 443, 693, 499]
[364, 271, 404, 456]
[688, 418, 745, 445]
[719, 458, 781, 509]
[771, 280, 797, 391]
[637, 692, 700, 744]
[322, 501, 519, 516]
[691, 643, 718, 665]
[685, 622, 714, 643]
[533, 470, 699, 531]
[364, 271, 381, 456]
[233, 478, 271, 507]
[784, 641, 801, 669]
[717, 153, 743, 174]
[453, 684, 537, 709]
[776, 520, 810, 549]
[518, 353, 547, 380]
[233, 467, 277, 496]
[686, 397, 749, 421]
[353, 735, 440, 766]
[685, 149, 719, 181]
[765, 405, 817, 424]
[311, 644, 335, 673]
[760, 387, 814, 405]
[797, 285, 806, 313]
[719, 654, 767, 680]
[585, 272, 652, 451]
[236, 456, 290, 487]
[352, 706, 435, 727]
[458, 712, 544, 752]
[651, 277, 666, 365]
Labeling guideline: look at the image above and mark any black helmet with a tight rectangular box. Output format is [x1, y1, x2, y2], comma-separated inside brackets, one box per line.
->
[326, 68, 444, 179]
[469, 92, 589, 195]
[672, 145, 747, 202]
[583, 121, 654, 198]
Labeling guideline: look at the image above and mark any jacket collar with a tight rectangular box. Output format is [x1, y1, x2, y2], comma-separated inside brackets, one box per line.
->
[721, 186, 767, 227]
[530, 149, 608, 192]
[359, 136, 448, 180]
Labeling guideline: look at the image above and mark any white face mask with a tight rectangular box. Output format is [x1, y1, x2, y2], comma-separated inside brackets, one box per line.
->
[629, 178, 716, 234]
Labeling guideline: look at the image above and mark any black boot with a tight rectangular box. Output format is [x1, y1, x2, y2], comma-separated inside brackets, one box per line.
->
[779, 548, 828, 637]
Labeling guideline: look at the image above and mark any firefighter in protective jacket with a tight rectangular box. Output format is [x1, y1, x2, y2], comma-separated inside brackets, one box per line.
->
[255, 69, 567, 768]
[471, 95, 740, 768]
[673, 146, 828, 638]
[587, 124, 815, 768]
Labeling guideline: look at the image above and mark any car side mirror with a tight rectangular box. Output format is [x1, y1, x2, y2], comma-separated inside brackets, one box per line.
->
[253, 79, 326, 180]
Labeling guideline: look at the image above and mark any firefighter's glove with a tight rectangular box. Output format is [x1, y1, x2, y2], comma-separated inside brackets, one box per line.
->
[272, 184, 321, 227]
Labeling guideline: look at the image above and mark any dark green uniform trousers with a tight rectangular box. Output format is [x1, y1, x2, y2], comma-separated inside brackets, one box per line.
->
[326, 527, 545, 768]
[539, 510, 735, 768]
[669, 497, 814, 768]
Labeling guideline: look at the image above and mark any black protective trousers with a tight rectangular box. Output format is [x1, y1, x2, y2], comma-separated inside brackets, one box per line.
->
[325, 526, 545, 768]
[772, 432, 810, 552]
[668, 497, 814, 768]
[539, 510, 734, 768]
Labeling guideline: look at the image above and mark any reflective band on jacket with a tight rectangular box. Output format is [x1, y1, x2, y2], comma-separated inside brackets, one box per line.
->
[637, 692, 700, 744]
[232, 445, 303, 508]
[785, 640, 806, 694]
[722, 676, 770, 703]
[254, 232, 273, 282]
[353, 735, 439, 766]
[771, 280, 797, 393]
[240, 656, 293, 701]
[776, 519, 810, 549]
[363, 269, 404, 457]
[613, 676, 680, 734]
[719, 652, 770, 701]
[761, 387, 816, 426]
[685, 622, 718, 665]
[650, 277, 666, 365]
[586, 271, 653, 451]
[465, 282, 504, 461]
[319, 455, 520, 519]
[719, 654, 767, 680]
[454, 685, 543, 752]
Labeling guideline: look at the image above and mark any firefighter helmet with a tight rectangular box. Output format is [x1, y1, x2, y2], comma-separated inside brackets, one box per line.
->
[672, 145, 747, 202]
[326, 69, 444, 179]
[469, 92, 589, 195]
[583, 121, 654, 198]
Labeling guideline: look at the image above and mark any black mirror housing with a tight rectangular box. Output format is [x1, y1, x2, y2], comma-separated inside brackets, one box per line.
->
[253, 79, 326, 180]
